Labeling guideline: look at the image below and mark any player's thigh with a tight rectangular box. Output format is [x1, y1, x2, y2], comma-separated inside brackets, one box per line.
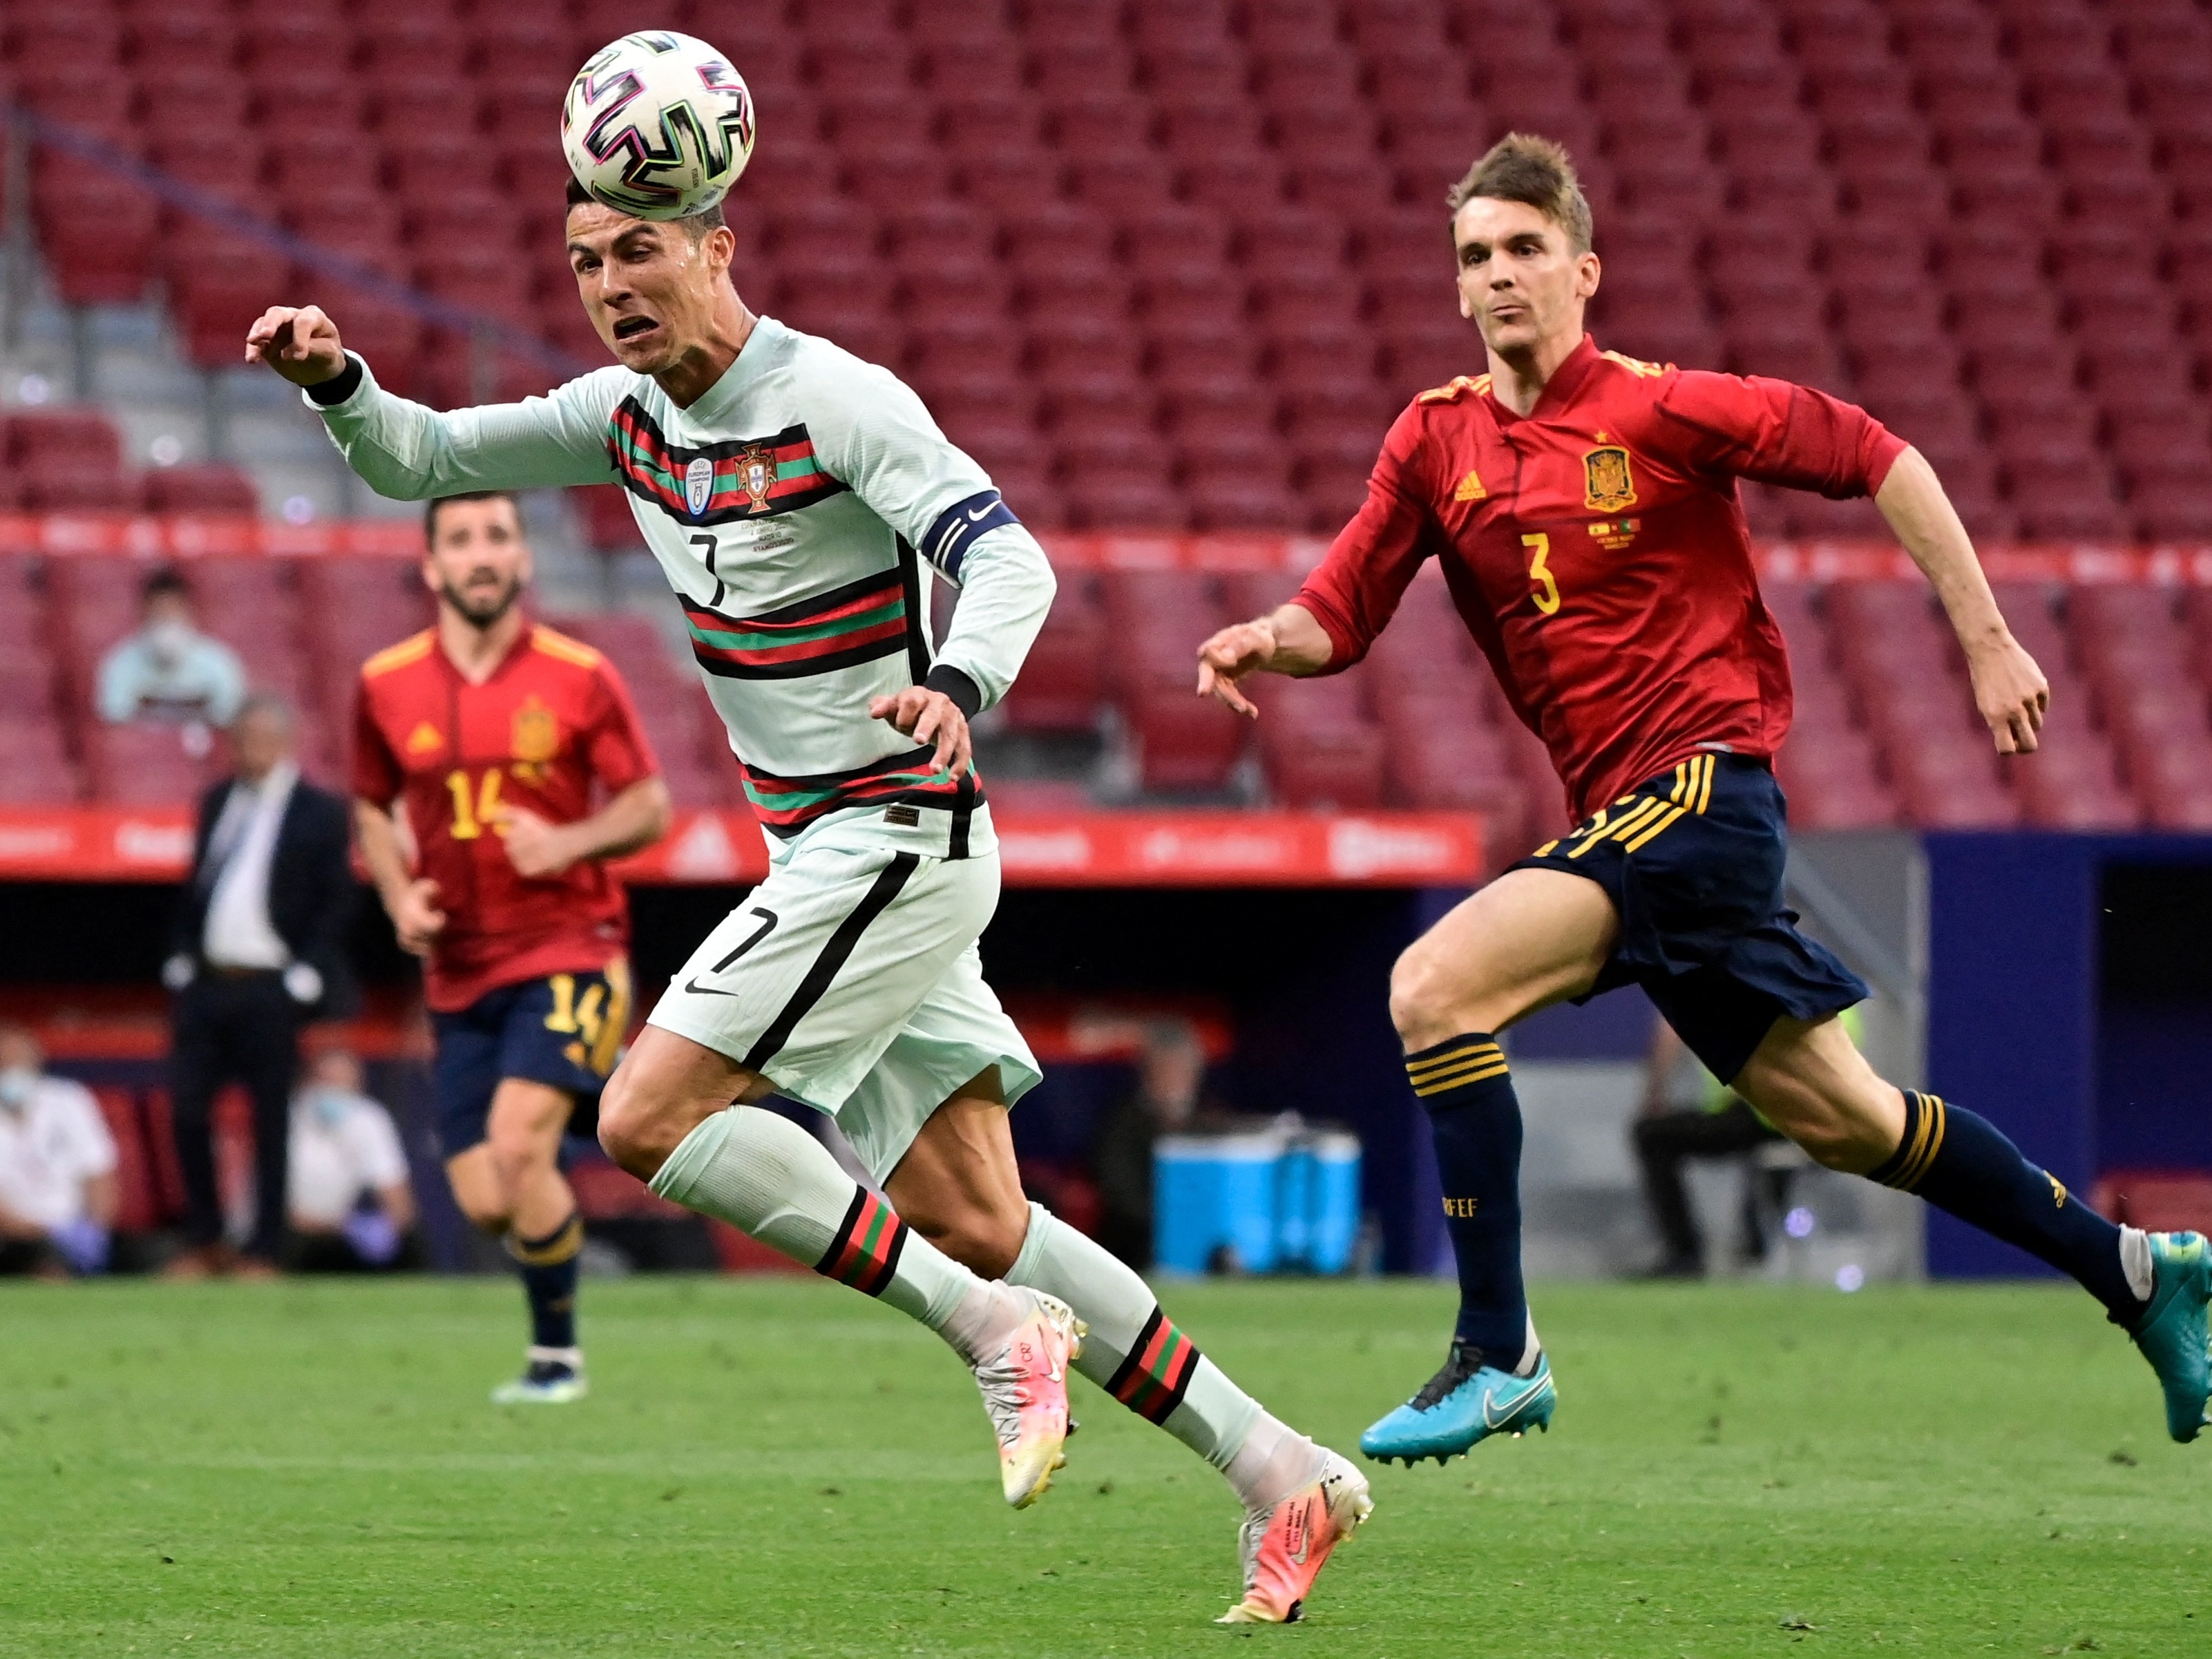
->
[647, 844, 999, 1117]
[1390, 866, 1619, 1044]
[1730, 1014, 1905, 1175]
[497, 965, 633, 1107]
[429, 997, 509, 1162]
[882, 1071, 1030, 1278]
[837, 942, 1039, 1187]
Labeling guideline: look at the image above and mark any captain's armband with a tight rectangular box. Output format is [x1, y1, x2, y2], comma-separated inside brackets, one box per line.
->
[919, 489, 1018, 584]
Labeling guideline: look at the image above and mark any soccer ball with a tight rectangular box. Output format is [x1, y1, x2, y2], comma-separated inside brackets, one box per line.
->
[562, 32, 756, 220]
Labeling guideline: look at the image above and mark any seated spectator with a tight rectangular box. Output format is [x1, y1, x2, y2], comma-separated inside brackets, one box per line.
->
[0, 1022, 118, 1278]
[96, 567, 245, 728]
[1627, 1010, 1843, 1278]
[1090, 1019, 1234, 1270]
[283, 1050, 421, 1273]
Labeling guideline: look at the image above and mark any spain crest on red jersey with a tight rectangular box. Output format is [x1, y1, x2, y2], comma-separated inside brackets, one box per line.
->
[1583, 444, 1637, 513]
[511, 695, 560, 764]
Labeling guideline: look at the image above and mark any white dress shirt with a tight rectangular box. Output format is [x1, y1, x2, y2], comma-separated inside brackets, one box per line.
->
[202, 763, 299, 971]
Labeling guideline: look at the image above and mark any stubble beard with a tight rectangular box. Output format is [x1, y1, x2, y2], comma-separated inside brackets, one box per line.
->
[441, 573, 520, 630]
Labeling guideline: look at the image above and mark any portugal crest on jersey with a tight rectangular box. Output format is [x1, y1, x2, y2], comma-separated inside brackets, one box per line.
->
[1583, 444, 1637, 513]
[737, 442, 776, 513]
[685, 455, 715, 517]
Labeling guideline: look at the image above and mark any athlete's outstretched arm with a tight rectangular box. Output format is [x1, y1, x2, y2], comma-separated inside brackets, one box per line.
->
[1198, 404, 1437, 718]
[247, 304, 622, 500]
[1194, 603, 1335, 718]
[1874, 445, 2048, 755]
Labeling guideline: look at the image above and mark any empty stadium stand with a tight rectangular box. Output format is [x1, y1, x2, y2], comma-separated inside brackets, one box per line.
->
[21, 539, 2212, 835]
[1, 1, 2209, 838]
[4, 0, 2209, 540]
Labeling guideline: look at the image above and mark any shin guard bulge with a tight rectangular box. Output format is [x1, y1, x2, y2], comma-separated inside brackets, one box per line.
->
[1005, 1201, 1269, 1474]
[1869, 1090, 2143, 1323]
[650, 1105, 978, 1334]
[1407, 1034, 1537, 1369]
[508, 1212, 584, 1352]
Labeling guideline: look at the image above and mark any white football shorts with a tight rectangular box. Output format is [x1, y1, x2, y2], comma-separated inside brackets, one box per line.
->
[645, 833, 1040, 1184]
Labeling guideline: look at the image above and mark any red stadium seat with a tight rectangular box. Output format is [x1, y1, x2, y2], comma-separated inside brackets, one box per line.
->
[1257, 677, 1388, 811]
[83, 721, 218, 806]
[139, 465, 260, 515]
[999, 572, 1106, 735]
[0, 721, 79, 806]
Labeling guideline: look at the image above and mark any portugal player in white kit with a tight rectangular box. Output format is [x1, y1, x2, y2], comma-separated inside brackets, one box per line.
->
[245, 173, 1366, 1620]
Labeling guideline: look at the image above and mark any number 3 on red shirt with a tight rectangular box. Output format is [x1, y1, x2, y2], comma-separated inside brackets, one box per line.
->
[1520, 532, 1562, 617]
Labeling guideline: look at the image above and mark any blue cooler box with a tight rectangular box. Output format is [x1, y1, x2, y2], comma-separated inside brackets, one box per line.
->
[1154, 1128, 1362, 1276]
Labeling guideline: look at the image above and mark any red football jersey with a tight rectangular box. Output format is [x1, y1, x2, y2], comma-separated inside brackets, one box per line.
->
[353, 623, 659, 1013]
[1293, 336, 1907, 826]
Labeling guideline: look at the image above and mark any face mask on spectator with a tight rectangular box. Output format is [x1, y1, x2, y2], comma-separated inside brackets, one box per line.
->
[0, 1066, 35, 1111]
[306, 1085, 351, 1128]
[146, 616, 195, 665]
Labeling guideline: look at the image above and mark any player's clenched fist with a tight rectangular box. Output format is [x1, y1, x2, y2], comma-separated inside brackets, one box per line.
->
[244, 305, 347, 386]
[388, 877, 448, 957]
[1194, 618, 1281, 719]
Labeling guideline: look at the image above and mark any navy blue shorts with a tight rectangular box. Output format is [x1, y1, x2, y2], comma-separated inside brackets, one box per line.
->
[429, 964, 632, 1157]
[1509, 753, 1867, 1084]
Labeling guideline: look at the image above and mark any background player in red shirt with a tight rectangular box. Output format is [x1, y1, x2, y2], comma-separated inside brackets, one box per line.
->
[1199, 136, 2210, 1463]
[354, 491, 671, 1403]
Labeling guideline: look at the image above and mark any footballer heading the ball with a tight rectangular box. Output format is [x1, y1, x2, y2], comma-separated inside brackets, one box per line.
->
[562, 30, 756, 221]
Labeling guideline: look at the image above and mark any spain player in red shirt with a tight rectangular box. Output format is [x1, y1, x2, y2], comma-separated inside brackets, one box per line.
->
[1200, 137, 2210, 1461]
[354, 491, 671, 1403]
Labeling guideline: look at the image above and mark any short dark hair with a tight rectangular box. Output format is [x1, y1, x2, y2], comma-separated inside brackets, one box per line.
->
[141, 566, 193, 606]
[424, 491, 521, 547]
[564, 173, 727, 239]
[1447, 133, 1594, 254]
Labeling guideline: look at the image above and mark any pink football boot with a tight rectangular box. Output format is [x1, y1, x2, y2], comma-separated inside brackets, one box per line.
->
[970, 1288, 1084, 1507]
[1217, 1450, 1374, 1623]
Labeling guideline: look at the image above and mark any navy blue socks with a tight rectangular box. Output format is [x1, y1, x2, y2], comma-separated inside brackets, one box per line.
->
[1869, 1091, 2143, 1325]
[510, 1212, 584, 1351]
[1406, 1034, 1533, 1369]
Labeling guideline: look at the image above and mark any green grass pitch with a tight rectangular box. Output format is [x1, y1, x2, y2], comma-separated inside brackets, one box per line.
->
[1, 1276, 2202, 1657]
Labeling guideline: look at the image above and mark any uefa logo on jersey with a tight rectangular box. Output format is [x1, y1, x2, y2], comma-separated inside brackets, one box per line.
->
[684, 456, 715, 518]
[736, 442, 777, 513]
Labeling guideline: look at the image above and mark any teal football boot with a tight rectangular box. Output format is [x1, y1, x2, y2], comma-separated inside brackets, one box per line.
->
[2132, 1231, 2210, 1443]
[490, 1356, 588, 1405]
[1360, 1341, 1556, 1466]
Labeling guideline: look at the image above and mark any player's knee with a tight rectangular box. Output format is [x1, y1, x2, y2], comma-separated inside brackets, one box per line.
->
[1389, 942, 1462, 1042]
[595, 1065, 658, 1177]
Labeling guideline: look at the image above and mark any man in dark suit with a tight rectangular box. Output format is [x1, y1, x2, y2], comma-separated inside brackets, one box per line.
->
[162, 692, 354, 1277]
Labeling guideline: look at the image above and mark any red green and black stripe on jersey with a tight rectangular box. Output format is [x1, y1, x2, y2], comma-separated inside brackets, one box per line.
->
[1103, 1307, 1201, 1425]
[608, 401, 846, 525]
[816, 1187, 908, 1297]
[683, 568, 908, 681]
[742, 744, 984, 841]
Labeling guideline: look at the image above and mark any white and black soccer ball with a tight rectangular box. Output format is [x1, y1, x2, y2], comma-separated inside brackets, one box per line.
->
[562, 31, 755, 220]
